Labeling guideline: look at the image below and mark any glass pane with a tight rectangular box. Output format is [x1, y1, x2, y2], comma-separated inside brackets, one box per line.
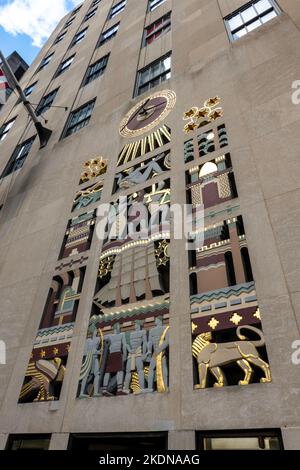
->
[241, 6, 257, 22]
[207, 437, 261, 450]
[247, 19, 262, 31]
[228, 14, 243, 31]
[261, 10, 277, 23]
[255, 0, 272, 14]
[264, 437, 281, 450]
[162, 56, 171, 71]
[233, 27, 247, 39]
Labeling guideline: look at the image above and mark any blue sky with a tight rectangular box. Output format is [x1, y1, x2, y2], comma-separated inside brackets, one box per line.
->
[0, 0, 82, 65]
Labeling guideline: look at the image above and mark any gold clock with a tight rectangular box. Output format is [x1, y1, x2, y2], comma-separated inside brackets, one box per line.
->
[119, 90, 176, 138]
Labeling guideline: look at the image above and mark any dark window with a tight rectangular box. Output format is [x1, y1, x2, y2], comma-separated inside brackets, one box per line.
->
[68, 432, 168, 451]
[1, 136, 36, 178]
[65, 17, 75, 28]
[143, 12, 171, 46]
[71, 27, 88, 47]
[62, 99, 96, 138]
[84, 7, 98, 22]
[108, 0, 126, 19]
[98, 23, 119, 46]
[148, 0, 166, 12]
[36, 89, 59, 115]
[0, 117, 16, 141]
[70, 5, 82, 17]
[54, 30, 67, 44]
[197, 429, 283, 450]
[55, 55, 75, 77]
[38, 52, 54, 71]
[92, 0, 101, 6]
[6, 434, 51, 451]
[83, 55, 109, 85]
[134, 53, 171, 97]
[24, 81, 38, 96]
[225, 0, 280, 41]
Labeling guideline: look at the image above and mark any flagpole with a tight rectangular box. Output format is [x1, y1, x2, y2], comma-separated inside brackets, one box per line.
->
[0, 50, 52, 148]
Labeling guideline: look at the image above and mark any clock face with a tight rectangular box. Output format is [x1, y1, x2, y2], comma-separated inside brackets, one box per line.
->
[119, 90, 176, 138]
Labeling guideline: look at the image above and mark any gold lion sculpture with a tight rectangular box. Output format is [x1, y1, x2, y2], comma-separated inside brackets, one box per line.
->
[192, 325, 271, 389]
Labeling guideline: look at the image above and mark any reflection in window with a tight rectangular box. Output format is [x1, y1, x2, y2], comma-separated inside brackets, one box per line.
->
[135, 53, 171, 97]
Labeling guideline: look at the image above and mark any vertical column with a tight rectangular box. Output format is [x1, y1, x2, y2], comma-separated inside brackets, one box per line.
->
[49, 433, 69, 450]
[0, 433, 8, 450]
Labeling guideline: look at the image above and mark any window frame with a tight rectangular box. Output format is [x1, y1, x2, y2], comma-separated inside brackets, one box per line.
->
[55, 55, 75, 77]
[143, 12, 171, 47]
[1, 136, 36, 178]
[54, 30, 67, 44]
[134, 52, 172, 97]
[224, 0, 281, 41]
[70, 27, 88, 47]
[0, 117, 17, 142]
[24, 81, 38, 97]
[38, 52, 54, 71]
[98, 23, 120, 46]
[196, 429, 284, 451]
[62, 99, 96, 139]
[83, 7, 98, 22]
[36, 88, 59, 116]
[82, 54, 110, 86]
[148, 0, 167, 12]
[108, 0, 127, 20]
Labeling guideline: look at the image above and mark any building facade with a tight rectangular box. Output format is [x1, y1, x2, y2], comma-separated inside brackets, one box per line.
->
[0, 0, 300, 451]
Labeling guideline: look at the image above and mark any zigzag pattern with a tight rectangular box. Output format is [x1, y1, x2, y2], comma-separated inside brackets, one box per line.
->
[190, 282, 255, 304]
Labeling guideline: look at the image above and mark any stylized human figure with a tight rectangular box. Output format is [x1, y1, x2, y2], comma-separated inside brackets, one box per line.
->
[116, 156, 165, 190]
[78, 328, 104, 398]
[123, 321, 148, 394]
[145, 316, 169, 393]
[102, 322, 127, 396]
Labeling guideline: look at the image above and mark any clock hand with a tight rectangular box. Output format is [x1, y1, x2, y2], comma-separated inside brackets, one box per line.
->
[120, 98, 150, 133]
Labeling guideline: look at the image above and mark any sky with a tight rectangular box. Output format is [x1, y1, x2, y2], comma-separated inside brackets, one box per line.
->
[0, 0, 83, 65]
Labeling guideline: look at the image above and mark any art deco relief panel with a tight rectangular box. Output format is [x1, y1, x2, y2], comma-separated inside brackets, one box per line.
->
[183, 97, 271, 391]
[78, 181, 171, 398]
[19, 268, 86, 403]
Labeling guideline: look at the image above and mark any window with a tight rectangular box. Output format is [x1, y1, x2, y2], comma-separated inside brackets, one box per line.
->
[197, 430, 283, 450]
[70, 5, 82, 17]
[134, 53, 171, 97]
[143, 12, 171, 46]
[92, 0, 101, 5]
[148, 0, 166, 12]
[83, 55, 109, 85]
[1, 136, 36, 178]
[38, 52, 54, 71]
[62, 99, 96, 138]
[65, 17, 75, 28]
[109, 0, 126, 19]
[0, 118, 16, 141]
[225, 0, 280, 40]
[6, 435, 51, 451]
[84, 7, 98, 22]
[55, 55, 75, 77]
[55, 30, 67, 44]
[71, 27, 88, 47]
[68, 433, 168, 451]
[24, 81, 38, 97]
[98, 23, 119, 46]
[36, 89, 59, 115]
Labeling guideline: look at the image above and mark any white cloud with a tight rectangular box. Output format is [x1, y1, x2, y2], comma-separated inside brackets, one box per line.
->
[0, 0, 82, 48]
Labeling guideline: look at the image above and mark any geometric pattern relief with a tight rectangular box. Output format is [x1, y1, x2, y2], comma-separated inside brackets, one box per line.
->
[189, 216, 272, 390]
[73, 181, 103, 211]
[59, 210, 96, 260]
[19, 268, 86, 403]
[77, 184, 171, 398]
[186, 154, 237, 210]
